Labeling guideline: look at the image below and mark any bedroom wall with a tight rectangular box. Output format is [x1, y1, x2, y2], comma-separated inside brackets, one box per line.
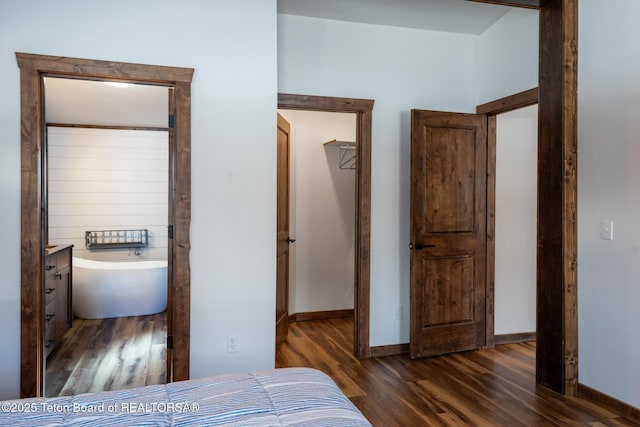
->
[0, 0, 277, 399]
[578, 0, 640, 408]
[494, 105, 537, 335]
[278, 110, 356, 315]
[475, 8, 539, 105]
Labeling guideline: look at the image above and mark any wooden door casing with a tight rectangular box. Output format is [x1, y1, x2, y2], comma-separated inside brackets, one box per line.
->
[17, 53, 193, 397]
[276, 113, 291, 353]
[410, 110, 487, 358]
[277, 94, 374, 359]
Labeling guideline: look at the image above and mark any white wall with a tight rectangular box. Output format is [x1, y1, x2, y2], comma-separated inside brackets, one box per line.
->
[578, 0, 640, 408]
[475, 8, 539, 105]
[494, 105, 537, 335]
[278, 110, 356, 315]
[279, 14, 477, 346]
[0, 0, 277, 399]
[47, 127, 168, 261]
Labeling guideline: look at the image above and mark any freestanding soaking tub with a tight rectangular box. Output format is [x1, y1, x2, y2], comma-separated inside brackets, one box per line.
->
[72, 257, 167, 319]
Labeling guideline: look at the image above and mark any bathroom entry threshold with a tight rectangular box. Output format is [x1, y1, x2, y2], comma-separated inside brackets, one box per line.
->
[45, 312, 167, 397]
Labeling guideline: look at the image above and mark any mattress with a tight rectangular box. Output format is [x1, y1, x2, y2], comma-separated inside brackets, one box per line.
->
[0, 367, 371, 426]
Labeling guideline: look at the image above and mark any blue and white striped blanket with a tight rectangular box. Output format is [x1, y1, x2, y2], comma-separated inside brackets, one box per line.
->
[0, 368, 371, 426]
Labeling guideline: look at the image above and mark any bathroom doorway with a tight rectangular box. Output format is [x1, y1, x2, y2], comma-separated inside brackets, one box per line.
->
[43, 77, 170, 396]
[17, 53, 193, 398]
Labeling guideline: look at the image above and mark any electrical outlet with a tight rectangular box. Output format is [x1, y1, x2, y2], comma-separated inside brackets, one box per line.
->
[227, 335, 239, 353]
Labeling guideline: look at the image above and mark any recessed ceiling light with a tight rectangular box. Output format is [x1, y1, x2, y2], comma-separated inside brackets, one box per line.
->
[104, 82, 134, 88]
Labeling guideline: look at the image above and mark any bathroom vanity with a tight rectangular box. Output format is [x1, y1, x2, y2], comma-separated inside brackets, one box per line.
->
[44, 244, 73, 357]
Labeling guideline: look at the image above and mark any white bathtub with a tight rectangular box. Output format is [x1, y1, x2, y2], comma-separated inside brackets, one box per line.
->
[72, 257, 167, 319]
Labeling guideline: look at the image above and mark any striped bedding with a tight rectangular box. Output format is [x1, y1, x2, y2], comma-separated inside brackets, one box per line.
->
[0, 367, 371, 426]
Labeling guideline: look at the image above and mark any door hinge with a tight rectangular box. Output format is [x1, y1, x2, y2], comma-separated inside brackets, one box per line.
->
[168, 225, 174, 239]
[167, 335, 174, 349]
[168, 114, 175, 128]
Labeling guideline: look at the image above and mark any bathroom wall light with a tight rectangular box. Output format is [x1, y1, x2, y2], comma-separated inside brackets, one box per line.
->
[104, 81, 134, 88]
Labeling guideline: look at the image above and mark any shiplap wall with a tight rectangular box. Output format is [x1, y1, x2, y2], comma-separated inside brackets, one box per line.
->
[47, 126, 168, 261]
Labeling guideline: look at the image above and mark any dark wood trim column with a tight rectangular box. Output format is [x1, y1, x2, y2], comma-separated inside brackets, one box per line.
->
[536, 0, 578, 396]
[19, 66, 45, 398]
[171, 80, 192, 381]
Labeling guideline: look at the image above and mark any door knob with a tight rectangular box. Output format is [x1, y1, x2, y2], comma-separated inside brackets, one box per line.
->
[288, 237, 296, 243]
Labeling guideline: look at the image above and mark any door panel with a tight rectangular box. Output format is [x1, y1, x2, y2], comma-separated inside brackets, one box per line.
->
[424, 127, 475, 233]
[422, 256, 474, 327]
[276, 113, 291, 353]
[410, 110, 487, 359]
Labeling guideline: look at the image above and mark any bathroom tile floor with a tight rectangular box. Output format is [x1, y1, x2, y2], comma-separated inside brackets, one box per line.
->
[45, 311, 166, 397]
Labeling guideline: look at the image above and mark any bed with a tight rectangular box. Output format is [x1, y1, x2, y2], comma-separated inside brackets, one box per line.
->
[0, 367, 371, 426]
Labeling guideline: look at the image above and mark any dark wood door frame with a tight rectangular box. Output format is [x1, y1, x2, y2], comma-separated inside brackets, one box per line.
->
[471, 0, 578, 396]
[477, 87, 538, 349]
[278, 94, 374, 359]
[17, 52, 193, 397]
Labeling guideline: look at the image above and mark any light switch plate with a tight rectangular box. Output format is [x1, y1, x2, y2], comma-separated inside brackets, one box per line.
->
[601, 220, 613, 240]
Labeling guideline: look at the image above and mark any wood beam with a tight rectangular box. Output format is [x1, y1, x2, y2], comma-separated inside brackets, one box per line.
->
[536, 0, 578, 396]
[476, 87, 538, 115]
[464, 0, 540, 9]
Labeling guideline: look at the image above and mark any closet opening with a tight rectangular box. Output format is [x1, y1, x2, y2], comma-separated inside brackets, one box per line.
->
[279, 109, 357, 336]
[276, 94, 374, 359]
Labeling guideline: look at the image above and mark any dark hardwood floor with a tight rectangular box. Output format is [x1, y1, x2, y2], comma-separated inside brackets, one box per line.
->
[45, 312, 166, 397]
[276, 318, 639, 427]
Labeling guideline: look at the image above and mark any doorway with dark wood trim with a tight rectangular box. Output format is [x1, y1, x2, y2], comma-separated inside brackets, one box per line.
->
[17, 53, 193, 398]
[277, 94, 374, 358]
[409, 88, 538, 360]
[479, 87, 539, 348]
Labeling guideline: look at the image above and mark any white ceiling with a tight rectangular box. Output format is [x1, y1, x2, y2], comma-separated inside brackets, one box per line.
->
[277, 0, 513, 35]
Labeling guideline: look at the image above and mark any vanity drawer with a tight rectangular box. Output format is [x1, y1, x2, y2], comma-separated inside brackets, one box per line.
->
[44, 279, 56, 304]
[44, 301, 56, 357]
[44, 253, 58, 278]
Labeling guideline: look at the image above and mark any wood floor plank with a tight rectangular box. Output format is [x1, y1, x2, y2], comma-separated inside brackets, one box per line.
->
[276, 318, 640, 427]
[46, 312, 166, 396]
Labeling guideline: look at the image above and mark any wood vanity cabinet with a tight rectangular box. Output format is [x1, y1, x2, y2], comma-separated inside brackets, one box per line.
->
[44, 245, 73, 357]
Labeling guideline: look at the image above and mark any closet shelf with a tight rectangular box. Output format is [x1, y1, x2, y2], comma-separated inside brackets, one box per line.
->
[324, 139, 356, 170]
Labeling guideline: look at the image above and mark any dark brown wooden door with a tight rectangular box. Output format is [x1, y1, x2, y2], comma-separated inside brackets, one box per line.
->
[276, 113, 291, 353]
[410, 110, 487, 359]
